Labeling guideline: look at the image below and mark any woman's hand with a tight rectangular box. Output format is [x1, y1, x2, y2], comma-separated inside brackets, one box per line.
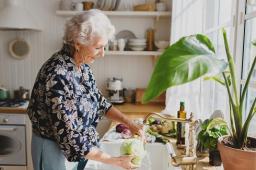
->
[126, 121, 144, 139]
[111, 155, 139, 170]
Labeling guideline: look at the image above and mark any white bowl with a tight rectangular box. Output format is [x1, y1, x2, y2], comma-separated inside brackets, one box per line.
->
[154, 41, 169, 50]
[128, 45, 146, 49]
[129, 38, 147, 43]
[128, 42, 147, 46]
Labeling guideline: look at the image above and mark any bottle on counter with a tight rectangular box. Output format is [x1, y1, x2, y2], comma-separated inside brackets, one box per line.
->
[176, 101, 186, 146]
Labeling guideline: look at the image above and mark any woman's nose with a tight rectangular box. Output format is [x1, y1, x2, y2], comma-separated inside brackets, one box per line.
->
[100, 47, 105, 57]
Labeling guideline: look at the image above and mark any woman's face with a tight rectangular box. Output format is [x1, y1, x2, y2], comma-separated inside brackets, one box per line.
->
[75, 37, 106, 64]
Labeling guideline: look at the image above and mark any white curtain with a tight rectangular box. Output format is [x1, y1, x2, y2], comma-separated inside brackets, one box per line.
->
[163, 0, 235, 121]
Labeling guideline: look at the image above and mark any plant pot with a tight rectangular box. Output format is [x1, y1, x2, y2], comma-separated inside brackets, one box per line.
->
[218, 136, 256, 170]
[209, 150, 222, 166]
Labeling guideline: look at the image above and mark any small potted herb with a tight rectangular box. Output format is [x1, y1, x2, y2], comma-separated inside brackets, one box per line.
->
[198, 118, 228, 166]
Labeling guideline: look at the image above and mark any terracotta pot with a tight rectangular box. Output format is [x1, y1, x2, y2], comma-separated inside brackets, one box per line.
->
[218, 136, 256, 170]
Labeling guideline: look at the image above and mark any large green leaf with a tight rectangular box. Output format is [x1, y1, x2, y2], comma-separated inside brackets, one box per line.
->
[142, 34, 228, 103]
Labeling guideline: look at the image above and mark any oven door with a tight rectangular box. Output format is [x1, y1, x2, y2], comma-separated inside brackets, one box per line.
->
[0, 125, 26, 165]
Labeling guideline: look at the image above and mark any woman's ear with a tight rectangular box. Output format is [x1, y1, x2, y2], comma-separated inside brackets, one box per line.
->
[74, 42, 80, 52]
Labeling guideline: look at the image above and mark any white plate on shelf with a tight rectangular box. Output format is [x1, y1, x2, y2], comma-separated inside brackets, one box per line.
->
[116, 30, 136, 39]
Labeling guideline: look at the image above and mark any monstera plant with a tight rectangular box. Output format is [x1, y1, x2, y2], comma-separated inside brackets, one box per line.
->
[143, 29, 256, 169]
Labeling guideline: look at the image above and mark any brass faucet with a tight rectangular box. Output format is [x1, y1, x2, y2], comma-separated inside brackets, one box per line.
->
[143, 112, 198, 169]
[143, 112, 192, 124]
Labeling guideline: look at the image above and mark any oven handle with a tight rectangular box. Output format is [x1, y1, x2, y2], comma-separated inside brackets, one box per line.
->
[0, 127, 16, 131]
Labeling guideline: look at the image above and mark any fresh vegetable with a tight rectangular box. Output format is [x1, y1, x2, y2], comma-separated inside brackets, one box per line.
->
[116, 123, 129, 133]
[121, 129, 132, 139]
[120, 139, 146, 166]
[147, 128, 169, 144]
[153, 119, 161, 125]
[147, 117, 156, 124]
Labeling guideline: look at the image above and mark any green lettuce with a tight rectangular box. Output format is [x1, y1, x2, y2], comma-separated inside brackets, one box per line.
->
[120, 139, 146, 166]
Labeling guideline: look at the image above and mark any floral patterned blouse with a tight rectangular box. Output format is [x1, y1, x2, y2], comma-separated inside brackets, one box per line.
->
[27, 44, 112, 162]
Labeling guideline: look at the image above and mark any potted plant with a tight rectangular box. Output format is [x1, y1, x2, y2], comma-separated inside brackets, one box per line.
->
[142, 29, 256, 169]
[198, 118, 228, 166]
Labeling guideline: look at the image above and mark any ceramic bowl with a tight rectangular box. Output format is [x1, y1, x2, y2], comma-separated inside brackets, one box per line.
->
[154, 40, 169, 50]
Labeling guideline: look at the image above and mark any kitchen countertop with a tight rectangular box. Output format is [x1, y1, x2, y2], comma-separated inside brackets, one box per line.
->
[0, 106, 27, 113]
[0, 102, 165, 115]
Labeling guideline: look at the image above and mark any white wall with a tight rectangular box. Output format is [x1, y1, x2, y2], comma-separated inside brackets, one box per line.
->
[0, 0, 170, 96]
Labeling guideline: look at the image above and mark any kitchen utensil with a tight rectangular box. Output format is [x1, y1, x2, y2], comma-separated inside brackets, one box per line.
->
[107, 77, 125, 104]
[14, 86, 30, 100]
[109, 40, 118, 51]
[146, 28, 155, 51]
[0, 87, 8, 100]
[9, 39, 30, 60]
[117, 39, 125, 51]
[83, 1, 94, 10]
[154, 40, 169, 51]
[116, 30, 136, 50]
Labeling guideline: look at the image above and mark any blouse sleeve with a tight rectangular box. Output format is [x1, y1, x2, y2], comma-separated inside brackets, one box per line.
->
[45, 73, 98, 162]
[95, 88, 112, 120]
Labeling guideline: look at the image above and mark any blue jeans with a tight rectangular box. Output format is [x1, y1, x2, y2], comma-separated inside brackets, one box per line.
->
[31, 132, 82, 170]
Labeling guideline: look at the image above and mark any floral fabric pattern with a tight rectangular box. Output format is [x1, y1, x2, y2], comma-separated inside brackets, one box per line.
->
[27, 45, 112, 162]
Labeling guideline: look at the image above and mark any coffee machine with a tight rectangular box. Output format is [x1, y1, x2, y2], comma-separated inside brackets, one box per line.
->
[106, 77, 125, 104]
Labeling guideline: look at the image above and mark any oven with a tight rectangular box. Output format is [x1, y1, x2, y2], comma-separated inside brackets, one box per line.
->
[0, 114, 27, 170]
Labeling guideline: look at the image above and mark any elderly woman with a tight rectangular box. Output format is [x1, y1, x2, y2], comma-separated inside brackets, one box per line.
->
[27, 9, 142, 170]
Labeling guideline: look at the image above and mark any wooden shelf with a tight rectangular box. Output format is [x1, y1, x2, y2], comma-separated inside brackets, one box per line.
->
[105, 50, 162, 56]
[56, 10, 171, 17]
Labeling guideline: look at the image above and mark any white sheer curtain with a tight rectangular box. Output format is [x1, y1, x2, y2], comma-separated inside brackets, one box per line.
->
[163, 0, 235, 121]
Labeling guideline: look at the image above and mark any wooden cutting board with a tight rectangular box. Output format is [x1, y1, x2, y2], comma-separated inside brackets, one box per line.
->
[135, 88, 165, 104]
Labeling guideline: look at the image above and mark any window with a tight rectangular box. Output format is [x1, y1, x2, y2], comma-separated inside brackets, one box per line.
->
[167, 0, 235, 120]
[239, 0, 256, 136]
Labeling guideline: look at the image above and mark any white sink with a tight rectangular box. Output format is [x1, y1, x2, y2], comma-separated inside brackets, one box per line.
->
[84, 141, 181, 170]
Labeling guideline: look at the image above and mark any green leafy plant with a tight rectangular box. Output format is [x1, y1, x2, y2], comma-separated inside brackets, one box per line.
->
[143, 29, 256, 149]
[198, 118, 228, 151]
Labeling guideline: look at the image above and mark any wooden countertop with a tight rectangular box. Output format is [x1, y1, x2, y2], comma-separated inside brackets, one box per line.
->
[0, 107, 27, 114]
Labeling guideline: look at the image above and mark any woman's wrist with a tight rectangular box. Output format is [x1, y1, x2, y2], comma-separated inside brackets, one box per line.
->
[85, 148, 113, 164]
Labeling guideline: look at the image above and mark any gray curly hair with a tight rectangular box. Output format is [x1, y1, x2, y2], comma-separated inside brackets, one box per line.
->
[63, 9, 115, 46]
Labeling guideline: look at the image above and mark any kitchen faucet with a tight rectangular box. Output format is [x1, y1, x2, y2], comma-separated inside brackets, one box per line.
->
[143, 112, 198, 169]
